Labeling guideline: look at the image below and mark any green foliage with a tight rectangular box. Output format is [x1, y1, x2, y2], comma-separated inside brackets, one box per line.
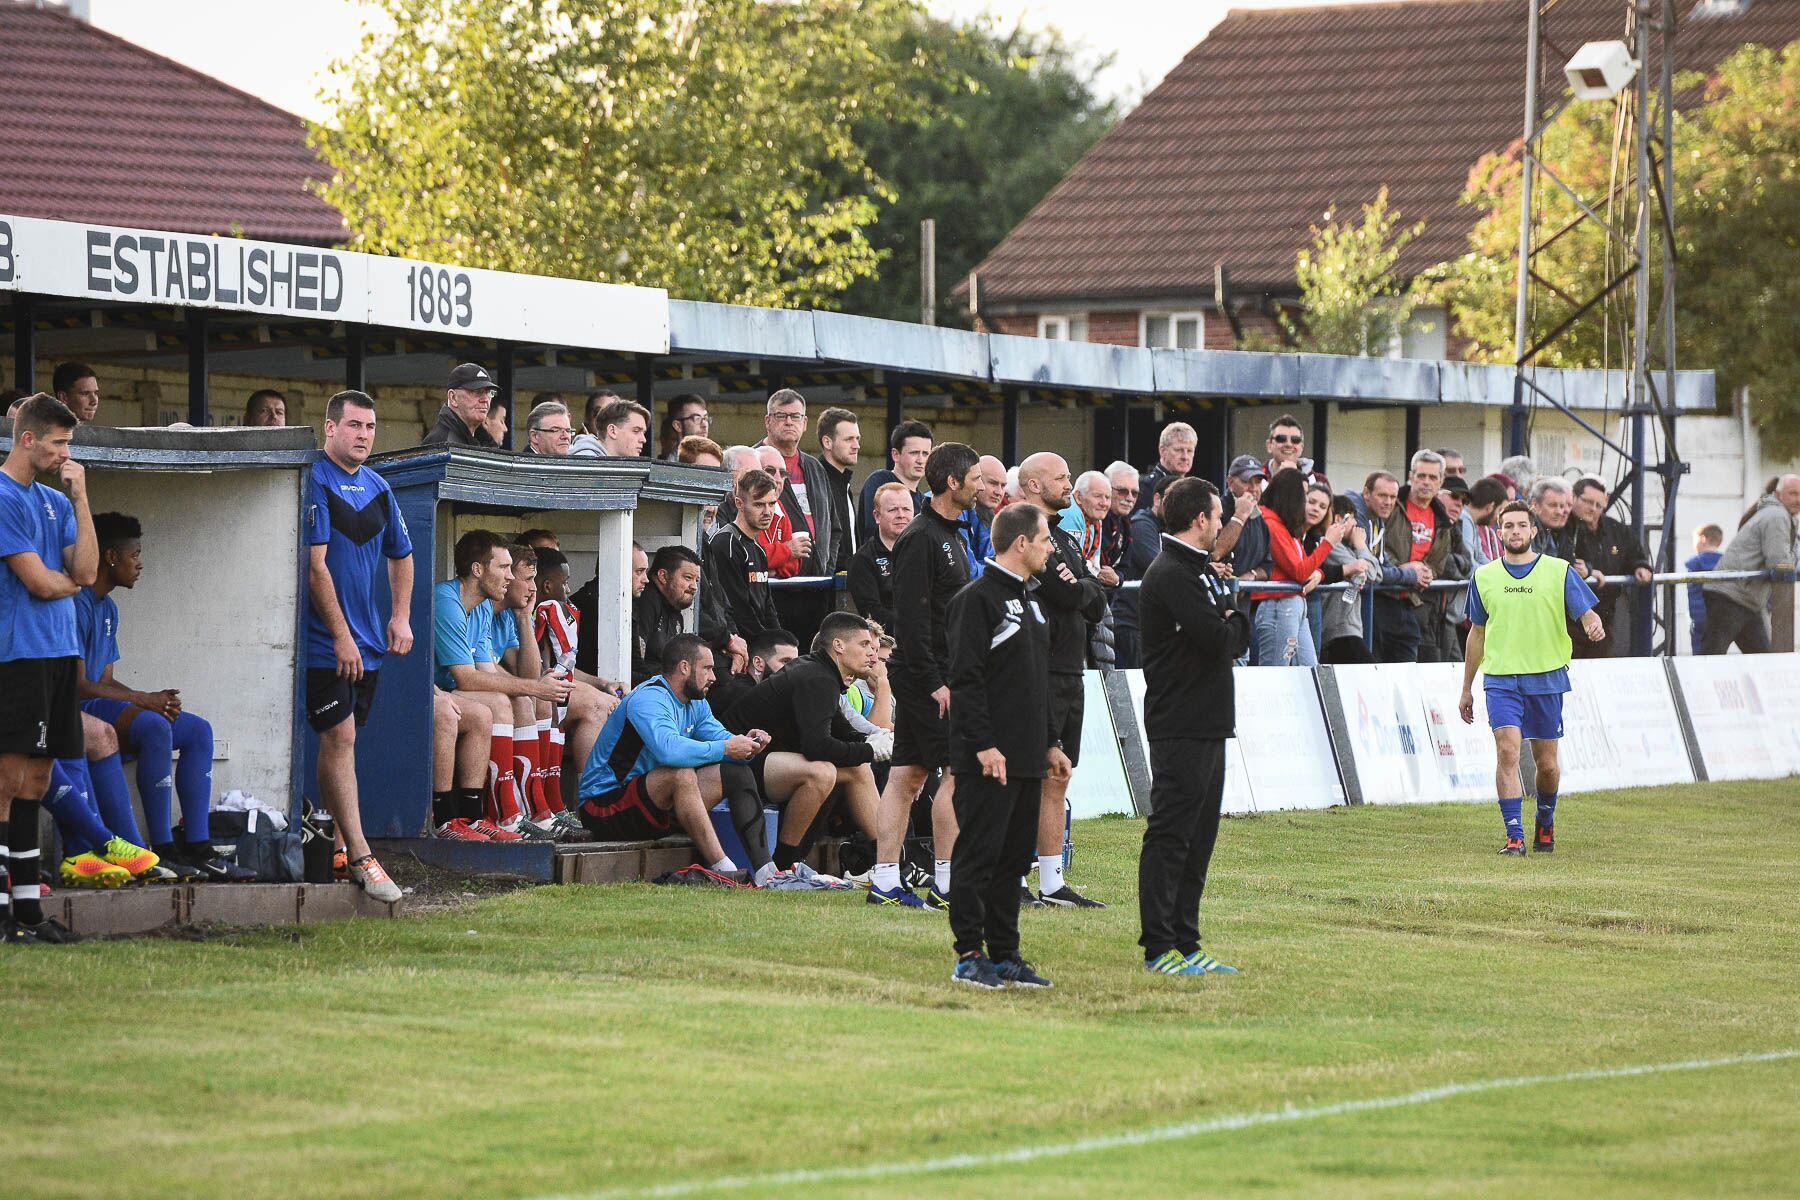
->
[1282, 188, 1428, 355]
[1442, 40, 1800, 455]
[837, 16, 1118, 325]
[311, 0, 935, 309]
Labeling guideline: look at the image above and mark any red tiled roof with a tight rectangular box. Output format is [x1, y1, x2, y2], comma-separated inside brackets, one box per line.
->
[964, 0, 1799, 306]
[0, 4, 344, 243]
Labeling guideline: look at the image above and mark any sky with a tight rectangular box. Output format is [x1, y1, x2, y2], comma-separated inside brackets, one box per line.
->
[87, 0, 1398, 123]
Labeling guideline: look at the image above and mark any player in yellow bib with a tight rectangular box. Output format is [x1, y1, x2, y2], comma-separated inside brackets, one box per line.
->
[1459, 501, 1603, 855]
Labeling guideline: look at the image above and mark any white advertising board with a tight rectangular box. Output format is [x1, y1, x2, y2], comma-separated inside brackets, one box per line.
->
[0, 213, 668, 355]
[1231, 667, 1344, 811]
[1673, 653, 1800, 780]
[1070, 671, 1134, 819]
[1121, 669, 1269, 815]
[1332, 663, 1492, 805]
[1560, 658, 1696, 790]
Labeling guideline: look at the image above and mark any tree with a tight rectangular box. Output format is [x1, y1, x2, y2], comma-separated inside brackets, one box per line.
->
[1442, 40, 1800, 455]
[1276, 188, 1428, 356]
[312, 0, 934, 309]
[837, 17, 1118, 326]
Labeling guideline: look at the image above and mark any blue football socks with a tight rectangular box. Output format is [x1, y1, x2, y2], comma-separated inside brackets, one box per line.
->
[1499, 797, 1524, 841]
[1536, 792, 1557, 829]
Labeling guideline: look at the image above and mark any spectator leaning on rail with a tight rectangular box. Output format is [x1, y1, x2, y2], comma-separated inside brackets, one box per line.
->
[1349, 469, 1430, 664]
[422, 362, 501, 448]
[1466, 476, 1509, 568]
[1320, 494, 1380, 664]
[858, 419, 931, 544]
[1246, 469, 1351, 667]
[1136, 421, 1196, 513]
[1700, 475, 1800, 655]
[1569, 477, 1653, 658]
[1685, 524, 1724, 654]
[704, 468, 784, 644]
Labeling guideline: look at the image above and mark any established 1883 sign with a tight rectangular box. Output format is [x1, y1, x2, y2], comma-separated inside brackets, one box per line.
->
[0, 213, 668, 356]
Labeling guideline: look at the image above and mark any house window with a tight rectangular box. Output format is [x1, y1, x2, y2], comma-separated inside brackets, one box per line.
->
[1039, 314, 1088, 341]
[1393, 305, 1447, 360]
[1141, 312, 1203, 350]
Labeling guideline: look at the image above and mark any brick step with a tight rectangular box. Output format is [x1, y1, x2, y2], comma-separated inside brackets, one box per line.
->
[48, 882, 400, 937]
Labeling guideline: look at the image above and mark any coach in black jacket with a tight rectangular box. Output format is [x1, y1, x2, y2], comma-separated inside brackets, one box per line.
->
[1017, 452, 1110, 906]
[944, 504, 1069, 987]
[1136, 477, 1252, 976]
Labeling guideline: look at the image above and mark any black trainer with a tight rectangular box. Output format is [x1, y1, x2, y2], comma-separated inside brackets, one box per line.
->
[182, 843, 258, 882]
[993, 957, 1053, 988]
[951, 953, 1004, 989]
[1040, 883, 1107, 909]
[150, 845, 207, 883]
[19, 917, 82, 944]
[3, 919, 41, 945]
[1019, 885, 1047, 909]
[1533, 823, 1555, 853]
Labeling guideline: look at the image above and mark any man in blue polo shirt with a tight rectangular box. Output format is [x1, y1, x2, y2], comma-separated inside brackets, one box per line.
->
[305, 390, 414, 903]
[1, 393, 97, 944]
[1459, 501, 1603, 856]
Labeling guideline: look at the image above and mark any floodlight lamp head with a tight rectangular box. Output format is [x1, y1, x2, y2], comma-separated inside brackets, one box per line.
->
[1565, 40, 1638, 100]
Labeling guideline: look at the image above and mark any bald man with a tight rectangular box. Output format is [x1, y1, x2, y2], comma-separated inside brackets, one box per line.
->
[1017, 453, 1109, 908]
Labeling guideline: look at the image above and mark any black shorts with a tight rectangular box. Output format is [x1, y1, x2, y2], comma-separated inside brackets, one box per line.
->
[305, 668, 381, 733]
[1049, 672, 1084, 768]
[0, 656, 83, 759]
[579, 776, 671, 841]
[891, 676, 949, 769]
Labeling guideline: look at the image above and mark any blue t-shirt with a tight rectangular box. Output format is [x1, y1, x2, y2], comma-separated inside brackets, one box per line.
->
[73, 588, 121, 684]
[1466, 556, 1598, 695]
[0, 473, 80, 662]
[432, 579, 494, 691]
[305, 456, 413, 670]
[489, 604, 521, 662]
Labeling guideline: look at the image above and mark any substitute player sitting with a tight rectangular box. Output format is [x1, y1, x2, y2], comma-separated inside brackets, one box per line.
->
[1459, 501, 1602, 855]
[576, 634, 765, 876]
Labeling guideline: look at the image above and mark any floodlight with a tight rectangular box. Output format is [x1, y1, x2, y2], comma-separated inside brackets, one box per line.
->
[1565, 41, 1638, 100]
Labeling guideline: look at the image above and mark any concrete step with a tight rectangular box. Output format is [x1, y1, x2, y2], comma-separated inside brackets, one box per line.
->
[49, 882, 400, 937]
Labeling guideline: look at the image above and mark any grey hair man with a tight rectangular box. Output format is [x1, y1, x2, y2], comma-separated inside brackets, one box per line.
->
[1137, 421, 1197, 513]
[1700, 474, 1800, 655]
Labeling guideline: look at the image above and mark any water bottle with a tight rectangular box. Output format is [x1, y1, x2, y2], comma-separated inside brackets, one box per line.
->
[301, 803, 336, 884]
[1061, 798, 1073, 873]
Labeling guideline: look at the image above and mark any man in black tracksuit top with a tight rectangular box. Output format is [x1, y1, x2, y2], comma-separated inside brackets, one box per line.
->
[704, 470, 783, 643]
[870, 443, 980, 909]
[1018, 452, 1110, 907]
[724, 615, 884, 868]
[1136, 478, 1253, 976]
[944, 504, 1068, 988]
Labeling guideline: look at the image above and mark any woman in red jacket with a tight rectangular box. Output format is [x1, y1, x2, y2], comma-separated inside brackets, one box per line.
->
[1249, 469, 1353, 665]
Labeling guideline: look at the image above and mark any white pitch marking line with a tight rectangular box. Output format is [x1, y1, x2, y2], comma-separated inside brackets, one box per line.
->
[537, 1048, 1799, 1200]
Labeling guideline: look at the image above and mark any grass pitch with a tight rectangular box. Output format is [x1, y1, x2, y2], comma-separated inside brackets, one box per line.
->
[6, 780, 1799, 1199]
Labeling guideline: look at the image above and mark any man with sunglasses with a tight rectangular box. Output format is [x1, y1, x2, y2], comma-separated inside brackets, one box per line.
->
[1263, 414, 1330, 489]
[523, 400, 574, 457]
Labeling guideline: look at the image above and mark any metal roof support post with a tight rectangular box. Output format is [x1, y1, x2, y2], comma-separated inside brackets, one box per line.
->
[495, 341, 516, 450]
[1002, 386, 1021, 465]
[1112, 394, 1131, 465]
[185, 308, 209, 427]
[635, 354, 657, 458]
[1404, 405, 1420, 469]
[886, 376, 903, 447]
[11, 292, 35, 392]
[1311, 399, 1330, 472]
[1198, 404, 1228, 490]
[344, 324, 366, 394]
[1508, 373, 1529, 458]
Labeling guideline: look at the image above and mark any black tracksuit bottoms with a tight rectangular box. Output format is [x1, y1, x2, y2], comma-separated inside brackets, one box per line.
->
[949, 772, 1042, 962]
[1138, 737, 1227, 959]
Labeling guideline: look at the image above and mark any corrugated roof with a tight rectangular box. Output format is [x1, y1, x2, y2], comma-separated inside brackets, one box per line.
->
[964, 0, 1799, 305]
[0, 4, 344, 243]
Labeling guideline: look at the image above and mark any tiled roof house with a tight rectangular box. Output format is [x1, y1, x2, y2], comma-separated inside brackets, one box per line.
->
[0, 2, 343, 243]
[958, 0, 1797, 358]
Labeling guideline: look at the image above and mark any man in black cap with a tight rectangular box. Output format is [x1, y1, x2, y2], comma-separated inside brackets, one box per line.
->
[422, 363, 502, 448]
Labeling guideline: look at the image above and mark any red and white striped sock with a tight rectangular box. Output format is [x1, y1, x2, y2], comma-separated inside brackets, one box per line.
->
[487, 724, 523, 824]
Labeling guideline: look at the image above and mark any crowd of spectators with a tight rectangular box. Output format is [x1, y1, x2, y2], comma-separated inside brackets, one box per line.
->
[8, 358, 1796, 923]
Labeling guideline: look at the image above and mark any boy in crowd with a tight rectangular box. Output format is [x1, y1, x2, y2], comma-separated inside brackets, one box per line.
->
[704, 468, 784, 642]
[74, 512, 254, 880]
[1, 393, 96, 943]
